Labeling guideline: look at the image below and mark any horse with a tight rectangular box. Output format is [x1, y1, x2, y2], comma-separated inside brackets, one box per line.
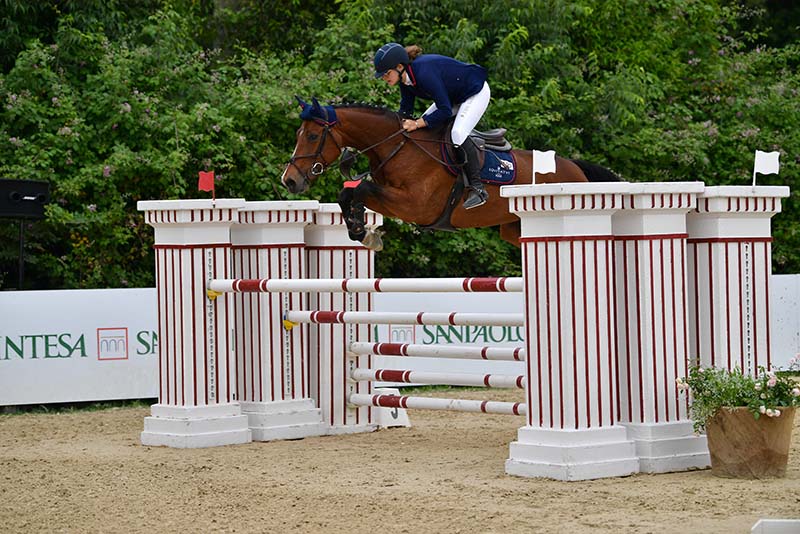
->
[281, 97, 621, 250]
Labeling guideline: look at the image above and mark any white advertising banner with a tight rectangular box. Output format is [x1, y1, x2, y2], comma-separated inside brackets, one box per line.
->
[0, 288, 158, 406]
[771, 274, 800, 368]
[1, 275, 798, 406]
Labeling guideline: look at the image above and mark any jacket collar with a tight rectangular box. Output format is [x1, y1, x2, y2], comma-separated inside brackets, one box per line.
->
[404, 64, 417, 86]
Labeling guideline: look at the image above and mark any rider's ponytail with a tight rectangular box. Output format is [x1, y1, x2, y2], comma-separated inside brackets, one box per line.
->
[405, 45, 423, 60]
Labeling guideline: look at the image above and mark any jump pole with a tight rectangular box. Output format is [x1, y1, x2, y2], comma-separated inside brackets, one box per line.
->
[350, 368, 526, 388]
[349, 342, 526, 361]
[286, 310, 524, 327]
[349, 393, 526, 416]
[208, 276, 523, 294]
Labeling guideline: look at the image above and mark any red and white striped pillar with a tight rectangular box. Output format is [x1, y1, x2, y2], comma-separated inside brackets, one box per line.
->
[502, 183, 639, 481]
[687, 186, 790, 375]
[137, 199, 251, 448]
[230, 201, 328, 440]
[304, 204, 383, 433]
[612, 183, 709, 472]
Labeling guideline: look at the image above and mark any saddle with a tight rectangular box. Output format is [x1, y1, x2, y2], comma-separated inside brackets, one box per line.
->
[422, 126, 514, 232]
[469, 128, 512, 152]
[443, 127, 512, 169]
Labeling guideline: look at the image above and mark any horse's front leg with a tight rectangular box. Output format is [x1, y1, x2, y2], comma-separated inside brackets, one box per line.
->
[337, 187, 364, 240]
[337, 184, 384, 251]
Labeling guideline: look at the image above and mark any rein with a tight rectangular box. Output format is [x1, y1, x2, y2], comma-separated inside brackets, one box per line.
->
[339, 127, 408, 181]
[403, 135, 459, 167]
[339, 120, 463, 181]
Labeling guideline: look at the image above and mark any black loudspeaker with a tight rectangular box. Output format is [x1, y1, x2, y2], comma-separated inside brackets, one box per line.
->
[0, 179, 50, 219]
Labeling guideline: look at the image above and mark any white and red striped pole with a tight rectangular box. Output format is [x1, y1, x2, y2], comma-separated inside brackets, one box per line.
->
[349, 342, 526, 362]
[350, 368, 526, 388]
[687, 186, 790, 375]
[502, 182, 639, 481]
[137, 199, 251, 448]
[612, 183, 709, 473]
[285, 310, 524, 327]
[304, 205, 383, 433]
[229, 201, 328, 441]
[349, 393, 526, 416]
[209, 276, 523, 294]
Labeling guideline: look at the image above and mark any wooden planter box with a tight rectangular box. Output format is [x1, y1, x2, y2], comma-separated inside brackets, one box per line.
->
[705, 406, 796, 478]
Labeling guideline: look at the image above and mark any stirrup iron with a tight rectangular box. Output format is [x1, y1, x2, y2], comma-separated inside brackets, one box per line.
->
[463, 188, 488, 210]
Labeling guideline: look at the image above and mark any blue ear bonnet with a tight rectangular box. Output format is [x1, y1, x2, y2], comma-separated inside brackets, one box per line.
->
[296, 96, 338, 126]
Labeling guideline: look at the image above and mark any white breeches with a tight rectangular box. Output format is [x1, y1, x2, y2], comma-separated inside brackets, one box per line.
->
[423, 82, 490, 146]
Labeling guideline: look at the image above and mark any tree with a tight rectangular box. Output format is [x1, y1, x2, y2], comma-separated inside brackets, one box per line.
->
[1, 0, 799, 289]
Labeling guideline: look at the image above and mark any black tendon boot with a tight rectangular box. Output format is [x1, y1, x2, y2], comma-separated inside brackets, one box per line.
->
[457, 142, 488, 210]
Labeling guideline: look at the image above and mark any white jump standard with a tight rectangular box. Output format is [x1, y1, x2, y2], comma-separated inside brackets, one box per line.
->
[228, 200, 330, 442]
[612, 183, 709, 473]
[137, 199, 253, 448]
[502, 183, 640, 481]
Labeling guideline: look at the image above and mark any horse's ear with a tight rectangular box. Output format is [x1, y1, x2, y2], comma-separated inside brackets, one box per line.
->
[295, 96, 308, 109]
[311, 97, 322, 112]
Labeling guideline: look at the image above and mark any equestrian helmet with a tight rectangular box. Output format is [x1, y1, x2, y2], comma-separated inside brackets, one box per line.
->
[373, 42, 409, 78]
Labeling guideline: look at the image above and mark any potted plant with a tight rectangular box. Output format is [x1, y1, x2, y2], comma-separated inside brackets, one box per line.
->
[678, 356, 800, 479]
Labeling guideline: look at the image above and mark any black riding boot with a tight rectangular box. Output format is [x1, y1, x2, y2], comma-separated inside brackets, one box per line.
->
[456, 142, 488, 210]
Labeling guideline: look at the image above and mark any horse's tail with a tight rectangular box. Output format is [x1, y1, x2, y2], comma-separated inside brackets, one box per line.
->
[572, 159, 622, 182]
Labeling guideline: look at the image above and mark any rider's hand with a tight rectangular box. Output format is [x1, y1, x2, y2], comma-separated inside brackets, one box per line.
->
[402, 118, 426, 132]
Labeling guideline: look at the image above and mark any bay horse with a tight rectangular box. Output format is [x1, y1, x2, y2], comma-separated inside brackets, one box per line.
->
[281, 97, 620, 250]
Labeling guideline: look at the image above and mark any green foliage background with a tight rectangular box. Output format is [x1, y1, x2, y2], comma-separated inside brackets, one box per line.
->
[0, 0, 798, 289]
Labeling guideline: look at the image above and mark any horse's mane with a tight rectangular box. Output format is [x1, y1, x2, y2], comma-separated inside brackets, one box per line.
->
[333, 102, 399, 119]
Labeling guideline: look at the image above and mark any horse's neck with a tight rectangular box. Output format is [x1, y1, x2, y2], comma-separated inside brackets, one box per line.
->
[337, 110, 400, 151]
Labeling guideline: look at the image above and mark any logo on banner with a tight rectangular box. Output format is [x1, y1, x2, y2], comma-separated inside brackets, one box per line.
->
[97, 328, 128, 360]
[389, 325, 415, 343]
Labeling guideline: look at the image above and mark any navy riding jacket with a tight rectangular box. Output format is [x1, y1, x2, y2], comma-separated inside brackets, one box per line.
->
[398, 54, 488, 129]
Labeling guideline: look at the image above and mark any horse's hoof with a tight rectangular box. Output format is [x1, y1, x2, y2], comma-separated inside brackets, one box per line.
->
[361, 231, 383, 252]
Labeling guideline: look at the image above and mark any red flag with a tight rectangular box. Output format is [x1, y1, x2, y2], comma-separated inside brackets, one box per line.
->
[198, 170, 215, 192]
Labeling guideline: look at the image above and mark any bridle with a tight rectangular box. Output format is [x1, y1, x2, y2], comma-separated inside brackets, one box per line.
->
[286, 123, 344, 183]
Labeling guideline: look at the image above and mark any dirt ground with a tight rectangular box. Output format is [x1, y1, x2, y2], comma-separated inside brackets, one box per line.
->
[1, 388, 798, 534]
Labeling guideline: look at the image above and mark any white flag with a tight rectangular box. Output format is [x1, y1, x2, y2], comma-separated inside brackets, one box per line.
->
[533, 149, 556, 177]
[753, 150, 780, 186]
[754, 150, 780, 176]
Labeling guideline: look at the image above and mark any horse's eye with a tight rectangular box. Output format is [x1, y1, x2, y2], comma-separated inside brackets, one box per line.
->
[308, 133, 319, 141]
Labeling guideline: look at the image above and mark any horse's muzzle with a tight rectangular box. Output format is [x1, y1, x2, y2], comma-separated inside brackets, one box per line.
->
[282, 174, 308, 194]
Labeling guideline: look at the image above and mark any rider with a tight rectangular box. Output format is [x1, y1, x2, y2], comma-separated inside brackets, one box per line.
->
[373, 42, 490, 210]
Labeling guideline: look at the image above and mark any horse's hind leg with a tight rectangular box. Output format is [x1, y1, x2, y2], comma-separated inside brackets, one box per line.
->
[500, 222, 521, 248]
